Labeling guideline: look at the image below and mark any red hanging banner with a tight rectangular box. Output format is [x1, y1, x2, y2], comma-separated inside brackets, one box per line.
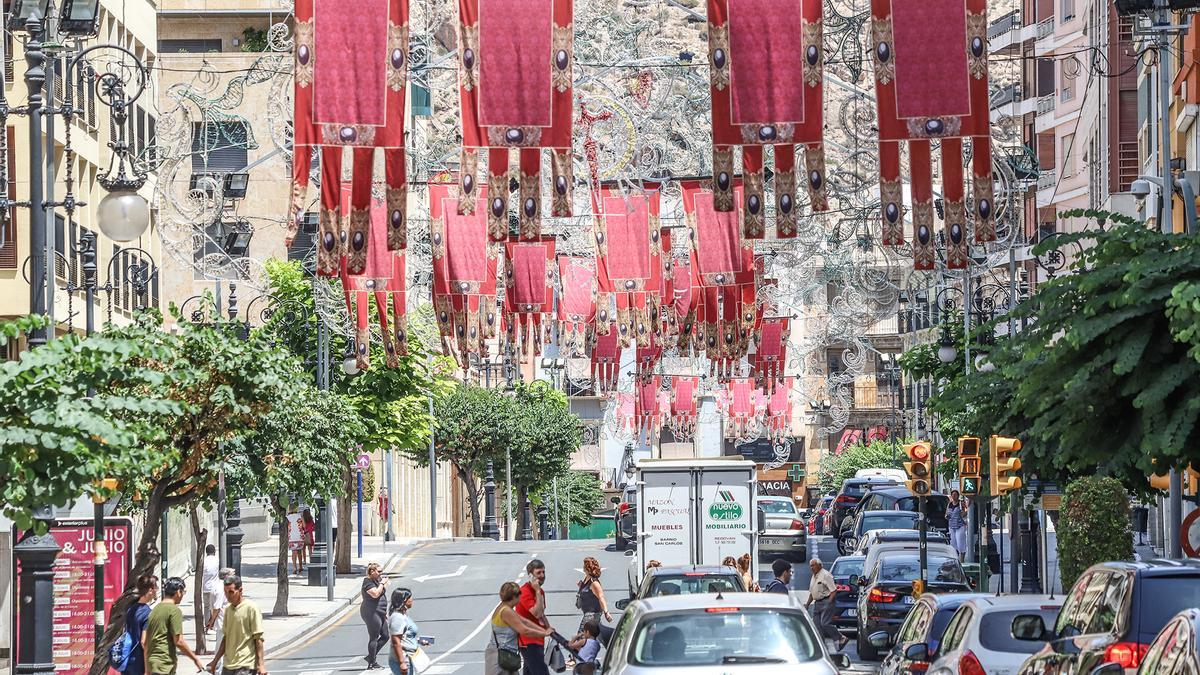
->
[593, 186, 666, 348]
[503, 237, 556, 358]
[557, 255, 597, 356]
[430, 182, 500, 365]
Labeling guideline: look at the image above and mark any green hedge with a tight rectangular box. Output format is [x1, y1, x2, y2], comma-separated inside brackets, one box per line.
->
[1057, 476, 1134, 588]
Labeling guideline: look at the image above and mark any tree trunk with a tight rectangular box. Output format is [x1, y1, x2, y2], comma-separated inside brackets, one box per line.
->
[189, 505, 209, 654]
[456, 465, 481, 537]
[272, 502, 290, 616]
[89, 483, 169, 675]
[336, 468, 352, 573]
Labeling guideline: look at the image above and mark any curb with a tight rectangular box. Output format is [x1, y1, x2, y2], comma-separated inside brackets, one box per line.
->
[265, 543, 422, 657]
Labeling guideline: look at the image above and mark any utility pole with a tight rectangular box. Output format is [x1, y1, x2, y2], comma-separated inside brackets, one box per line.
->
[25, 15, 49, 351]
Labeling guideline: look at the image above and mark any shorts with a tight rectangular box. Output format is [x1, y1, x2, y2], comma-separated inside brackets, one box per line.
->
[222, 667, 257, 675]
[950, 526, 967, 554]
[289, 542, 304, 552]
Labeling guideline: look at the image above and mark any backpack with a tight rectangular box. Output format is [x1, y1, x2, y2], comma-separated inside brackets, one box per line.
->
[108, 631, 133, 672]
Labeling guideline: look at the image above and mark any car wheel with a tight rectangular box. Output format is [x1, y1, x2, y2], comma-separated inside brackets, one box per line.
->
[856, 630, 879, 662]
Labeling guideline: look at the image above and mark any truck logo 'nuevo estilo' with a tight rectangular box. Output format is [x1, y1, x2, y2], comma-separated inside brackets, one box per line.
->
[708, 490, 743, 521]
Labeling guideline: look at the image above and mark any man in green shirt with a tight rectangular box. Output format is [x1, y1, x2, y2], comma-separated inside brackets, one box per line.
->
[142, 577, 205, 675]
[207, 575, 266, 675]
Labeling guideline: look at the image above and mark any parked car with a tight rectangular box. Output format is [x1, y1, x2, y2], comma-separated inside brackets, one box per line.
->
[830, 555, 865, 636]
[838, 509, 923, 555]
[1091, 608, 1200, 675]
[829, 477, 902, 534]
[1013, 559, 1200, 674]
[602, 593, 852, 673]
[861, 541, 962, 585]
[874, 592, 988, 675]
[615, 565, 747, 609]
[853, 528, 951, 556]
[926, 595, 1062, 675]
[757, 495, 807, 561]
[615, 484, 637, 550]
[856, 485, 951, 533]
[810, 495, 834, 535]
[856, 468, 909, 483]
[855, 550, 972, 661]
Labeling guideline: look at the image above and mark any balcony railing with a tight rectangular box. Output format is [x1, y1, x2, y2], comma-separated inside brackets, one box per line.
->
[1037, 169, 1057, 191]
[988, 9, 1022, 39]
[853, 385, 902, 410]
[1036, 18, 1054, 40]
[1036, 94, 1055, 117]
[990, 83, 1021, 109]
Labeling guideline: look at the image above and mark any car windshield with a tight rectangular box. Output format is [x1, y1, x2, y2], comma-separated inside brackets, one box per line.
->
[630, 609, 822, 666]
[831, 558, 864, 577]
[879, 556, 967, 585]
[646, 575, 742, 597]
[1136, 577, 1200, 630]
[759, 500, 796, 514]
[980, 609, 1061, 653]
[861, 513, 920, 532]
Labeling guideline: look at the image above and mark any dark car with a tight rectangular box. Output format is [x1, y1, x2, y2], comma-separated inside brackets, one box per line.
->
[855, 552, 972, 661]
[873, 592, 986, 674]
[614, 485, 636, 550]
[810, 495, 834, 535]
[837, 509, 922, 555]
[1014, 559, 1200, 674]
[857, 486, 951, 533]
[830, 555, 865, 636]
[1094, 607, 1200, 674]
[829, 477, 902, 534]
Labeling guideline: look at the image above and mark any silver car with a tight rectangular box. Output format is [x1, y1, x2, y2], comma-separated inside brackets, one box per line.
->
[757, 496, 807, 561]
[599, 592, 852, 674]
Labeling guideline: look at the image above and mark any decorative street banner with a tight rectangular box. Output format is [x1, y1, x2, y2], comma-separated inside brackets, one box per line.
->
[430, 182, 501, 363]
[593, 186, 665, 349]
[870, 0, 995, 269]
[13, 518, 133, 675]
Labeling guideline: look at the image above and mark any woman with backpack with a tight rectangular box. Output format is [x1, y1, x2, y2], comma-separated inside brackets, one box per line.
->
[486, 582, 552, 675]
[575, 557, 612, 632]
[109, 575, 158, 675]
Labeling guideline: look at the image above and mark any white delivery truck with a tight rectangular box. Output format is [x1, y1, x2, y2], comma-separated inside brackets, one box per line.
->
[626, 457, 761, 595]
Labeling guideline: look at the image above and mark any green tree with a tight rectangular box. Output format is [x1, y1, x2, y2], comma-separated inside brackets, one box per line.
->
[0, 315, 181, 530]
[535, 470, 605, 531]
[508, 381, 583, 536]
[815, 439, 906, 494]
[1057, 476, 1134, 588]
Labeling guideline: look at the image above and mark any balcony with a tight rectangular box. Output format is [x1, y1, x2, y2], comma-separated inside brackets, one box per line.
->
[988, 9, 1021, 39]
[1037, 170, 1057, 191]
[1036, 18, 1054, 39]
[991, 83, 1020, 109]
[1036, 95, 1055, 116]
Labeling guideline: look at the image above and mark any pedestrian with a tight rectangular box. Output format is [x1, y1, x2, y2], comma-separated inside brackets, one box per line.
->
[330, 497, 339, 545]
[566, 621, 602, 675]
[143, 577, 204, 675]
[736, 554, 759, 592]
[206, 575, 266, 675]
[286, 506, 305, 575]
[360, 562, 390, 669]
[575, 557, 612, 632]
[947, 490, 967, 561]
[204, 568, 234, 646]
[762, 559, 792, 594]
[118, 575, 158, 675]
[301, 508, 317, 565]
[202, 545, 220, 641]
[516, 559, 553, 675]
[385, 588, 432, 675]
[486, 582, 552, 675]
[805, 559, 847, 650]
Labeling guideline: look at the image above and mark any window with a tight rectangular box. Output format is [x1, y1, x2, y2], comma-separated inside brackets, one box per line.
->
[159, 39, 222, 53]
[1061, 0, 1075, 21]
[191, 121, 250, 174]
[0, 127, 16, 269]
[1056, 571, 1099, 636]
[981, 609, 1062, 654]
[939, 606, 975, 653]
[896, 602, 934, 643]
[1062, 133, 1076, 177]
[629, 610, 822, 666]
[1061, 66, 1076, 102]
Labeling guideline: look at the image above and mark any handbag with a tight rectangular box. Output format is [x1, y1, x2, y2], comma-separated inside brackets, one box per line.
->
[493, 632, 522, 673]
[546, 644, 566, 673]
[409, 648, 431, 674]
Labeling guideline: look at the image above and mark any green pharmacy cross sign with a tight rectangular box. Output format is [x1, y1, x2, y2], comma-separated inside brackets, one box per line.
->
[961, 476, 979, 496]
[787, 464, 806, 482]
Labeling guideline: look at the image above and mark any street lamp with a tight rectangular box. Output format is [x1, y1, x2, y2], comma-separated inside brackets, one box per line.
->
[937, 330, 958, 364]
[342, 341, 361, 376]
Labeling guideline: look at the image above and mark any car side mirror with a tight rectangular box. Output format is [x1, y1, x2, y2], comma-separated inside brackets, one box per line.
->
[624, 548, 635, 557]
[757, 507, 767, 534]
[614, 598, 630, 610]
[1089, 664, 1123, 675]
[831, 652, 852, 669]
[611, 496, 620, 504]
[903, 642, 929, 662]
[1011, 614, 1050, 641]
[848, 574, 860, 587]
[867, 631, 891, 649]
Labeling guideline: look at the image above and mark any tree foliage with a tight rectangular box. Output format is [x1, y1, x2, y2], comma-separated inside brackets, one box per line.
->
[816, 439, 906, 493]
[1057, 476, 1133, 588]
[535, 470, 606, 529]
[508, 380, 582, 490]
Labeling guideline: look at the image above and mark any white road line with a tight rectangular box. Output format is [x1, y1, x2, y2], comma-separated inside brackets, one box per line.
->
[423, 665, 463, 674]
[427, 553, 536, 666]
[296, 670, 333, 675]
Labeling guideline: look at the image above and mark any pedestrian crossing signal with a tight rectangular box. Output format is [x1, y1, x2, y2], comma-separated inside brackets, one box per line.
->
[961, 476, 979, 496]
[903, 442, 933, 496]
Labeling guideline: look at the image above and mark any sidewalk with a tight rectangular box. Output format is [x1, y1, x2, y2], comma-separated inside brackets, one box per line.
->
[182, 535, 428, 656]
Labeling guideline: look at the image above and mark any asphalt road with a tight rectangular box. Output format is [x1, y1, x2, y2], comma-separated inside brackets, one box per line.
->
[266, 537, 877, 674]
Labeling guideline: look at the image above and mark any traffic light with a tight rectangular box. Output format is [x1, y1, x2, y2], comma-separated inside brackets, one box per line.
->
[990, 435, 1023, 495]
[904, 441, 933, 495]
[958, 437, 981, 496]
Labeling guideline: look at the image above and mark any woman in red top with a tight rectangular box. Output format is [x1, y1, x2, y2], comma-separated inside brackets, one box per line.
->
[302, 507, 317, 565]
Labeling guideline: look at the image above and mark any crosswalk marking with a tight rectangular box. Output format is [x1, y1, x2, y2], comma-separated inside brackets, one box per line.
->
[424, 665, 464, 674]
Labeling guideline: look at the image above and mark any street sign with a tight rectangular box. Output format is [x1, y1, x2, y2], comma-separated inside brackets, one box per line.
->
[356, 453, 371, 470]
[961, 476, 979, 496]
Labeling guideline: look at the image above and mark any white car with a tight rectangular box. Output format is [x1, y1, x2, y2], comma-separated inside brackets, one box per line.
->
[853, 528, 951, 555]
[757, 496, 807, 561]
[927, 595, 1063, 675]
[600, 592, 852, 673]
[856, 468, 909, 483]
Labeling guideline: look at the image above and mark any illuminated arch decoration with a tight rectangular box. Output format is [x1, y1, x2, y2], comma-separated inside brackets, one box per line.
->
[430, 182, 501, 364]
[457, 0, 574, 240]
[503, 237, 556, 358]
[707, 0, 827, 239]
[870, 0, 996, 270]
[593, 186, 665, 349]
[681, 180, 762, 378]
[291, 0, 409, 274]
